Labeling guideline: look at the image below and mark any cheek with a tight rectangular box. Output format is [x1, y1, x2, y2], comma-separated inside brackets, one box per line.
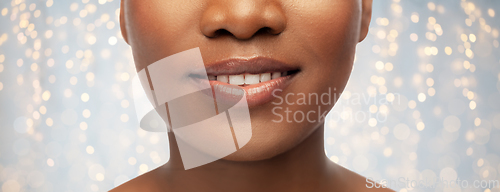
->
[125, 0, 205, 69]
[286, 1, 361, 61]
[288, 4, 360, 96]
[262, 1, 361, 138]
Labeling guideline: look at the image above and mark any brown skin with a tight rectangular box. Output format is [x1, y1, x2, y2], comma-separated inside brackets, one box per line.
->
[113, 0, 394, 191]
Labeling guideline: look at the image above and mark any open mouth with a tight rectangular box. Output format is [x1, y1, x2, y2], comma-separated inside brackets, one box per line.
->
[207, 70, 300, 86]
[190, 57, 300, 108]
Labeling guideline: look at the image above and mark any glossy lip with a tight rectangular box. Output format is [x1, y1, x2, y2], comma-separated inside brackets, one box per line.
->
[210, 75, 295, 108]
[193, 57, 300, 76]
[190, 57, 300, 108]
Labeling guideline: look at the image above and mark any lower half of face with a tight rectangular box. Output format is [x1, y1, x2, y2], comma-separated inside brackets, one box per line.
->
[124, 0, 362, 161]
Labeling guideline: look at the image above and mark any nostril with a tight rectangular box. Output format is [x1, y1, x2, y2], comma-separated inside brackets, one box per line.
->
[211, 29, 233, 38]
[210, 27, 278, 39]
[255, 27, 277, 36]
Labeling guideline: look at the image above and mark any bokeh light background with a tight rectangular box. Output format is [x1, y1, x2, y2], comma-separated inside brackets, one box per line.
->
[0, 0, 499, 191]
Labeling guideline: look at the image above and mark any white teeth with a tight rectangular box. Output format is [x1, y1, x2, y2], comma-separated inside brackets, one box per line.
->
[260, 73, 271, 82]
[229, 74, 245, 85]
[217, 75, 229, 83]
[211, 72, 289, 85]
[244, 74, 260, 85]
[272, 72, 281, 79]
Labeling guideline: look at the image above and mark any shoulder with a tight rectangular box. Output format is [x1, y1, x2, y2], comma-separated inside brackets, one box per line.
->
[329, 163, 396, 192]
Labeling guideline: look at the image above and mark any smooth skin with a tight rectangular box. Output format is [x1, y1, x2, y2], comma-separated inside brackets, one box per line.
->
[113, 0, 395, 191]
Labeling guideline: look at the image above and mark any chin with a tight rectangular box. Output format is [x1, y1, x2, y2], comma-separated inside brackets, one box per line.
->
[221, 140, 296, 162]
[221, 120, 322, 162]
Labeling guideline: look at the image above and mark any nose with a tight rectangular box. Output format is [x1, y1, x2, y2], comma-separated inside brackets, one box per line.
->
[200, 0, 287, 40]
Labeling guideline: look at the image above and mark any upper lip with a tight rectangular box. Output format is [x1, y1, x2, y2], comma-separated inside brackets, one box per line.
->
[200, 57, 300, 76]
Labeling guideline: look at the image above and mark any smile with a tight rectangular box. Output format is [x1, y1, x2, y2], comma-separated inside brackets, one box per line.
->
[191, 57, 300, 108]
[208, 71, 298, 86]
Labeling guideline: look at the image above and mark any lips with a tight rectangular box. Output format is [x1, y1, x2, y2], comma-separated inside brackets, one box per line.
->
[191, 57, 300, 108]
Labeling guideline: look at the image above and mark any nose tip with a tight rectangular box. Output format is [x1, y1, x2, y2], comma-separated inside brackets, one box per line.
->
[200, 2, 286, 40]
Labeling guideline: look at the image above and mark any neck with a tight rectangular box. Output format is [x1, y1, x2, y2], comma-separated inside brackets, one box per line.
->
[160, 125, 332, 191]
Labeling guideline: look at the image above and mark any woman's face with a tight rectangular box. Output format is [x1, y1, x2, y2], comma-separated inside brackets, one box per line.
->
[121, 0, 372, 161]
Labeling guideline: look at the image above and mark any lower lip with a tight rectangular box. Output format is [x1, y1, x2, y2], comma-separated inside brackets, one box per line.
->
[194, 75, 294, 108]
